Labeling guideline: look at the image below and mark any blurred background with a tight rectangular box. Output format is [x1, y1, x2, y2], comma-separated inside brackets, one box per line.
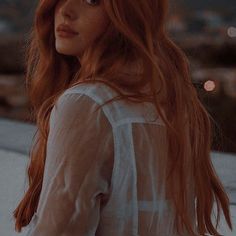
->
[0, 0, 235, 153]
[0, 0, 235, 236]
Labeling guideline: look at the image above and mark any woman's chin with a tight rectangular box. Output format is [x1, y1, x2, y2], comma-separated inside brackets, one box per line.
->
[55, 47, 77, 57]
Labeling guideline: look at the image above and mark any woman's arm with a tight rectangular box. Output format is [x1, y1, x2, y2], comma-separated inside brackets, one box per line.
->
[27, 92, 114, 236]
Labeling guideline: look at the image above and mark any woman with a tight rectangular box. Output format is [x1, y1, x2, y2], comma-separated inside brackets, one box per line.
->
[13, 0, 233, 235]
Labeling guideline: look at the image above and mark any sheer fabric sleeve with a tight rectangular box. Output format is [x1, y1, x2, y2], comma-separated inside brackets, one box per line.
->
[26, 92, 114, 236]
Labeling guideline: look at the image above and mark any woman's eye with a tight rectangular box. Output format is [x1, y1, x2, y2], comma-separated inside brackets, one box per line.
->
[85, 0, 100, 6]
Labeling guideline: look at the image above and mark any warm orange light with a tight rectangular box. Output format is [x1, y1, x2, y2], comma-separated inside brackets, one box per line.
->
[204, 80, 216, 91]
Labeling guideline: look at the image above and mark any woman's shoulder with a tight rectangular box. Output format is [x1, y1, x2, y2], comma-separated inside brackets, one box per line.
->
[61, 79, 119, 106]
[50, 83, 113, 133]
[51, 80, 117, 128]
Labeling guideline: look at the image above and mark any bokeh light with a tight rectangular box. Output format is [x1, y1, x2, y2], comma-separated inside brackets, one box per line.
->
[204, 80, 216, 91]
[227, 26, 236, 38]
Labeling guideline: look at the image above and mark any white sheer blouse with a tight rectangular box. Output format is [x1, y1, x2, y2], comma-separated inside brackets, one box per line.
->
[26, 81, 197, 236]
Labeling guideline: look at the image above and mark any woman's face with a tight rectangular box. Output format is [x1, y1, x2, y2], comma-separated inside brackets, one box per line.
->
[54, 0, 110, 61]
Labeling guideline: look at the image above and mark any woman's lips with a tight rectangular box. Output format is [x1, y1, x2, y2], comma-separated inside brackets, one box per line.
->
[56, 24, 79, 38]
[56, 24, 78, 34]
[57, 30, 79, 38]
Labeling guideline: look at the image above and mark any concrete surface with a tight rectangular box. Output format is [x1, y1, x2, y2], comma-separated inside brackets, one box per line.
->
[0, 118, 36, 155]
[0, 149, 29, 236]
[0, 118, 235, 236]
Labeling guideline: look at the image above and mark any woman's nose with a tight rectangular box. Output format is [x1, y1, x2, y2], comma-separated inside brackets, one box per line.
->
[60, 0, 78, 20]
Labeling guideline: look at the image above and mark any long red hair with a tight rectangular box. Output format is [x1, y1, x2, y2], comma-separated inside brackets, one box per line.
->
[13, 0, 233, 235]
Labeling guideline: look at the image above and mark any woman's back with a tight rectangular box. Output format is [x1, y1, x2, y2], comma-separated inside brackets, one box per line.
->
[26, 81, 197, 236]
